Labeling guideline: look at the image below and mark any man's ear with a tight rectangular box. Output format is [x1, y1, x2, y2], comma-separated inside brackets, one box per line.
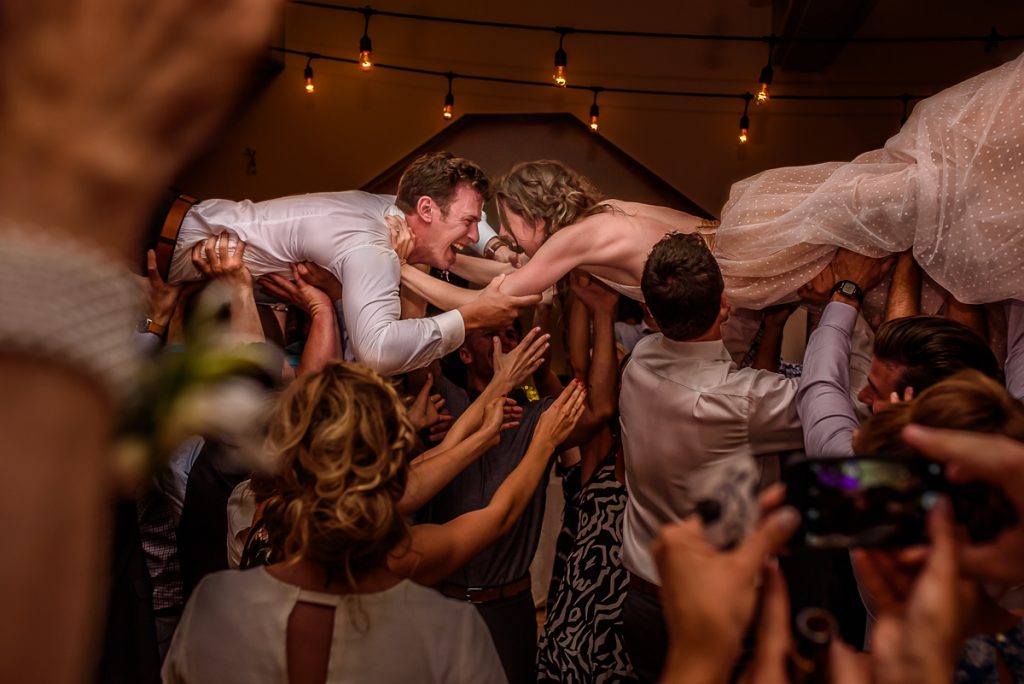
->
[415, 195, 434, 224]
[458, 346, 472, 365]
[720, 292, 731, 317]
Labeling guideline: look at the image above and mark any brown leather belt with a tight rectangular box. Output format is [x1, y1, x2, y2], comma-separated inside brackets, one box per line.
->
[154, 193, 199, 280]
[627, 572, 661, 598]
[437, 576, 531, 605]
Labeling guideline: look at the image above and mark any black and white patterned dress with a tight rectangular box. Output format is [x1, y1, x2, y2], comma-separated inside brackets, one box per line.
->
[537, 455, 637, 682]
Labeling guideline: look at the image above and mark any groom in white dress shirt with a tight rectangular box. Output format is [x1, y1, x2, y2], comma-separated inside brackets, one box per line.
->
[163, 152, 538, 376]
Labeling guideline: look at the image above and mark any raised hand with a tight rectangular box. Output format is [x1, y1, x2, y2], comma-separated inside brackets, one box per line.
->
[407, 374, 442, 432]
[258, 263, 332, 318]
[144, 248, 182, 327]
[491, 326, 551, 394]
[654, 485, 801, 683]
[830, 248, 896, 292]
[797, 263, 837, 307]
[570, 271, 618, 313]
[478, 396, 507, 449]
[296, 262, 342, 302]
[387, 214, 415, 265]
[869, 499, 976, 684]
[534, 380, 587, 447]
[460, 274, 542, 331]
[190, 234, 251, 288]
[902, 425, 1024, 583]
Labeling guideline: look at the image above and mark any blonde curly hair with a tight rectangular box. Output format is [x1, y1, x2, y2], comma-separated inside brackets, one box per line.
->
[260, 362, 417, 587]
[495, 160, 610, 235]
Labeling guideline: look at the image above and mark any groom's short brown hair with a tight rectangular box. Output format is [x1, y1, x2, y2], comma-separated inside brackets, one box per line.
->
[395, 152, 489, 216]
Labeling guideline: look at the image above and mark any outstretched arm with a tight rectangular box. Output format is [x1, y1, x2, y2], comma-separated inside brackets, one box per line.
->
[450, 253, 516, 285]
[393, 381, 586, 586]
[497, 225, 594, 296]
[884, 251, 921, 321]
[398, 397, 505, 515]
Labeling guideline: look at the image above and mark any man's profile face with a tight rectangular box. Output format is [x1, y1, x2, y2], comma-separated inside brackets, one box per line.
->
[857, 356, 906, 413]
[411, 183, 483, 269]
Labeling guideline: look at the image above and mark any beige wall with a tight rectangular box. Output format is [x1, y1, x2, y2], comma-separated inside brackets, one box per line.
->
[178, 0, 1024, 216]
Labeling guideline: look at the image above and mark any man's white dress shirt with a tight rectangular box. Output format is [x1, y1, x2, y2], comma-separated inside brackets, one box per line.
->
[619, 334, 804, 584]
[167, 191, 464, 375]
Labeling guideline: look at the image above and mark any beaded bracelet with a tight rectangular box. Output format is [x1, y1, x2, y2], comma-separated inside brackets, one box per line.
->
[0, 229, 142, 402]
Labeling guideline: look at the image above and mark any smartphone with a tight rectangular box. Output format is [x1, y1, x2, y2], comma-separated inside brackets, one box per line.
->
[782, 455, 1018, 548]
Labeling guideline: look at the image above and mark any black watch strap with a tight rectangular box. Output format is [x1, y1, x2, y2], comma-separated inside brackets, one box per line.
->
[831, 280, 864, 303]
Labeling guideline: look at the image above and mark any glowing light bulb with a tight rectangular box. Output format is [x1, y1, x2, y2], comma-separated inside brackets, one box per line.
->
[304, 61, 315, 93]
[443, 92, 454, 120]
[553, 45, 568, 87]
[589, 102, 599, 132]
[553, 65, 567, 87]
[739, 128, 748, 143]
[359, 34, 373, 70]
[739, 113, 750, 143]
[756, 63, 773, 105]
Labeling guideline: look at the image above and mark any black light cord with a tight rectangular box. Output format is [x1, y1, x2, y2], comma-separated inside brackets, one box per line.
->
[290, 2, 1023, 46]
[273, 46, 927, 103]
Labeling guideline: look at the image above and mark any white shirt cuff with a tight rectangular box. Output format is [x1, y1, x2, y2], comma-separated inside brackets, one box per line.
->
[435, 309, 466, 354]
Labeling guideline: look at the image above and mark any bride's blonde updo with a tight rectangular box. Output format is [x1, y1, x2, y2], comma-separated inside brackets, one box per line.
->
[260, 362, 417, 587]
[495, 160, 608, 235]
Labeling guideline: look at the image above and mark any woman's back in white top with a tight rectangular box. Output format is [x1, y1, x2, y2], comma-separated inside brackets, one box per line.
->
[163, 567, 506, 683]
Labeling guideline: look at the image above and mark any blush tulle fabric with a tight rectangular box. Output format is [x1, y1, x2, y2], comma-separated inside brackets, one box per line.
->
[715, 51, 1024, 309]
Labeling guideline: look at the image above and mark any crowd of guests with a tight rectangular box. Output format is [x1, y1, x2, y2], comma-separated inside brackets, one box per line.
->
[5, 3, 1024, 684]
[114, 184, 1024, 684]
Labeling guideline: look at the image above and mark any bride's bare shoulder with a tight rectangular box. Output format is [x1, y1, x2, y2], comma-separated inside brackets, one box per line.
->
[598, 200, 699, 231]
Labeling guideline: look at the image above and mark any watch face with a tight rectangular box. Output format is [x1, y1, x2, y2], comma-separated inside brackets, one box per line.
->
[839, 282, 860, 299]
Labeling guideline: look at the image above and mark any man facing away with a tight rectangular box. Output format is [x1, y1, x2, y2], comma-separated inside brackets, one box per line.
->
[617, 233, 804, 683]
[159, 152, 538, 375]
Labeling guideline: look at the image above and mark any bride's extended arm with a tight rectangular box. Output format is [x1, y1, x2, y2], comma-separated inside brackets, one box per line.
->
[400, 264, 477, 311]
[450, 253, 515, 285]
[496, 225, 593, 296]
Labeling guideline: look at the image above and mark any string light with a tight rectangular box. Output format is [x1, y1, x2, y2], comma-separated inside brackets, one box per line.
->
[589, 88, 601, 132]
[756, 37, 775, 104]
[304, 56, 315, 93]
[739, 93, 752, 143]
[274, 47, 928, 145]
[292, 3, 1023, 49]
[553, 29, 570, 87]
[359, 8, 374, 69]
[443, 73, 455, 120]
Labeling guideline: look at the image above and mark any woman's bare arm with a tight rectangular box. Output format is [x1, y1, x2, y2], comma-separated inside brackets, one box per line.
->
[450, 253, 516, 286]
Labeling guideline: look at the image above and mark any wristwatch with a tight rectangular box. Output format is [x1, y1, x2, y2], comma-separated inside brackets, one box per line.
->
[137, 317, 168, 339]
[482, 235, 521, 259]
[831, 280, 864, 304]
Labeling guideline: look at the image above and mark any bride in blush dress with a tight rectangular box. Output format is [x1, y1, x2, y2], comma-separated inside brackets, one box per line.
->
[398, 52, 1024, 317]
[716, 51, 1024, 309]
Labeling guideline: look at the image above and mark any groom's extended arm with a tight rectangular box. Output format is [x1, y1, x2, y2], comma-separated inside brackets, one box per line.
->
[337, 245, 464, 376]
[337, 246, 539, 375]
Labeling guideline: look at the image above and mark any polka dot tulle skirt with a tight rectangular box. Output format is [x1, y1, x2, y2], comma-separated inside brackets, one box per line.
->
[716, 51, 1024, 309]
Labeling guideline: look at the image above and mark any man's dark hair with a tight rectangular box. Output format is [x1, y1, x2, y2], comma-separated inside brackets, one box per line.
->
[641, 233, 723, 341]
[873, 316, 999, 393]
[395, 152, 489, 216]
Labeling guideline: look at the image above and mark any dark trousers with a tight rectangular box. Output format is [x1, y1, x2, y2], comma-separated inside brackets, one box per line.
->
[475, 588, 537, 684]
[621, 587, 668, 684]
